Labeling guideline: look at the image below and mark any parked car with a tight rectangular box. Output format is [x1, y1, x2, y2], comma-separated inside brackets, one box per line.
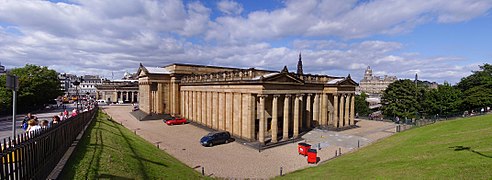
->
[163, 116, 188, 125]
[200, 131, 232, 147]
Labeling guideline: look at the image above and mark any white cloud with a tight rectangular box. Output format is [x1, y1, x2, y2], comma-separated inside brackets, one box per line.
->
[0, 0, 488, 84]
[217, 0, 243, 15]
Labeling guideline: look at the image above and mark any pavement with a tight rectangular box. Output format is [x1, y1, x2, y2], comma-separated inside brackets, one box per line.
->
[102, 105, 398, 179]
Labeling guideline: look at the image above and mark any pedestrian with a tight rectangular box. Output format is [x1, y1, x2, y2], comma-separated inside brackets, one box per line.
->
[71, 108, 78, 117]
[395, 116, 400, 124]
[63, 109, 69, 117]
[22, 113, 37, 130]
[58, 112, 66, 121]
[40, 120, 49, 129]
[26, 119, 41, 132]
[52, 116, 60, 125]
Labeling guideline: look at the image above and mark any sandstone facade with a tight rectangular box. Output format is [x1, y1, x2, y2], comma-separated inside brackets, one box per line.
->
[138, 63, 357, 143]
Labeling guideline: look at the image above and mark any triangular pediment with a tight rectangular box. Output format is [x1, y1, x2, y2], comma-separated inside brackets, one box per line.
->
[339, 78, 358, 86]
[137, 63, 148, 78]
[261, 72, 304, 84]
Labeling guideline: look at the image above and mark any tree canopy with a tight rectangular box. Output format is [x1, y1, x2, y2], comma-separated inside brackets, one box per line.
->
[381, 79, 421, 119]
[0, 64, 63, 114]
[457, 63, 492, 110]
[355, 92, 370, 116]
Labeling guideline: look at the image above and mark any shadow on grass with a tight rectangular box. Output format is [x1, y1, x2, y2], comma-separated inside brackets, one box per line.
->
[449, 146, 492, 158]
[114, 119, 151, 179]
[98, 173, 134, 180]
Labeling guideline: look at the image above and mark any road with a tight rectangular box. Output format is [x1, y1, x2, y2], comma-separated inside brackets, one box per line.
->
[0, 104, 76, 140]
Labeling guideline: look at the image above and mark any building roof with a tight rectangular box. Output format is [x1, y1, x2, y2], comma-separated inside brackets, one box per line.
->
[145, 67, 171, 74]
[252, 72, 279, 80]
[326, 78, 344, 85]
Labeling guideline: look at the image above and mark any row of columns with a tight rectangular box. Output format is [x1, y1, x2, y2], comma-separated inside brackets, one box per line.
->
[180, 90, 355, 144]
[116, 91, 138, 102]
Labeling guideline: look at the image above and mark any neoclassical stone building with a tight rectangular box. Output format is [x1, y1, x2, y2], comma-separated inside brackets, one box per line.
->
[95, 80, 139, 103]
[137, 58, 357, 143]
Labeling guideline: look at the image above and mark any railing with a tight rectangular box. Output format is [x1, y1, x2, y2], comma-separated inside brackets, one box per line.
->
[0, 107, 98, 179]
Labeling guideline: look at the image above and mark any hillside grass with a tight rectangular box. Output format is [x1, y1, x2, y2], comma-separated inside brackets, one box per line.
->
[61, 110, 208, 179]
[278, 114, 492, 179]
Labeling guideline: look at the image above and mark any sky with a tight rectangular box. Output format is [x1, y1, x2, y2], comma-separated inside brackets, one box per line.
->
[0, 0, 491, 84]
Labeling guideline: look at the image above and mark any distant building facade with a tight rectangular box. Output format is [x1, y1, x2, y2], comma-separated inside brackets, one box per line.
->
[0, 62, 6, 75]
[137, 57, 358, 143]
[95, 72, 138, 103]
[358, 66, 397, 96]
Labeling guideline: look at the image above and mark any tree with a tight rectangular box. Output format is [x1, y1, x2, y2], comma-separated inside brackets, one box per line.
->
[355, 92, 370, 116]
[422, 83, 462, 117]
[381, 79, 421, 119]
[0, 64, 63, 114]
[457, 63, 492, 110]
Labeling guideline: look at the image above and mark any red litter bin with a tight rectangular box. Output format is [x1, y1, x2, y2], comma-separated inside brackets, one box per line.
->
[298, 143, 311, 156]
[307, 149, 318, 164]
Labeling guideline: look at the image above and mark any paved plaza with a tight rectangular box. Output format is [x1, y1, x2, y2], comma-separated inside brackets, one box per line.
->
[102, 105, 397, 179]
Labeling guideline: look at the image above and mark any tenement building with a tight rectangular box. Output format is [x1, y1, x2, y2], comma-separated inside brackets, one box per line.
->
[358, 66, 397, 96]
[137, 57, 357, 144]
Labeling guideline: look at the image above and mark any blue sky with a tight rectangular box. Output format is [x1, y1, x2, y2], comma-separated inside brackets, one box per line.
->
[0, 0, 491, 84]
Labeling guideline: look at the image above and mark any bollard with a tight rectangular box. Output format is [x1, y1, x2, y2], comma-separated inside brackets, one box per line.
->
[202, 167, 204, 176]
[157, 143, 159, 149]
[318, 143, 321, 150]
[358, 140, 360, 148]
[335, 150, 337, 157]
[339, 147, 342, 155]
[280, 167, 283, 176]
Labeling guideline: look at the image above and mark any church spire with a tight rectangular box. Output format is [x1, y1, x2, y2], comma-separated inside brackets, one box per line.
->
[297, 52, 303, 75]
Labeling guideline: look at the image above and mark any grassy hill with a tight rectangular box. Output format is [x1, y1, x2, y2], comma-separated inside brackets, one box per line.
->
[61, 111, 208, 179]
[278, 114, 492, 179]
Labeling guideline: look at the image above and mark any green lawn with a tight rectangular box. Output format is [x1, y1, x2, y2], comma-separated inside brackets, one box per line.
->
[61, 110, 208, 179]
[278, 114, 492, 179]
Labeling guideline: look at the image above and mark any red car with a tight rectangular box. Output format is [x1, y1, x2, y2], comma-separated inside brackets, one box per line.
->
[163, 116, 188, 125]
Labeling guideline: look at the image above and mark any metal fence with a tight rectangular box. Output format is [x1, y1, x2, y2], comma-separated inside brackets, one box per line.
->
[0, 107, 98, 180]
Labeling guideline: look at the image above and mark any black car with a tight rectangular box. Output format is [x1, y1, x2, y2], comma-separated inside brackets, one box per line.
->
[200, 131, 232, 147]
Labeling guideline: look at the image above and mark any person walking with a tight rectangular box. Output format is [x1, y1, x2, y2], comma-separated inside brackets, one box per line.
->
[22, 113, 37, 130]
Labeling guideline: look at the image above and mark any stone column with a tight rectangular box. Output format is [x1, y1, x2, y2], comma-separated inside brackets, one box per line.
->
[306, 94, 312, 129]
[313, 94, 319, 126]
[350, 94, 355, 125]
[202, 91, 207, 125]
[226, 92, 233, 133]
[283, 94, 291, 140]
[340, 94, 345, 127]
[127, 91, 130, 102]
[271, 95, 279, 143]
[198, 91, 202, 123]
[259, 95, 266, 144]
[293, 94, 301, 138]
[219, 92, 225, 130]
[193, 91, 197, 122]
[333, 94, 339, 128]
[207, 92, 212, 127]
[321, 93, 328, 126]
[212, 92, 219, 129]
[345, 94, 350, 126]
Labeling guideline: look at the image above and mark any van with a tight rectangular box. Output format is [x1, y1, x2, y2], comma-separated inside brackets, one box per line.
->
[96, 99, 108, 105]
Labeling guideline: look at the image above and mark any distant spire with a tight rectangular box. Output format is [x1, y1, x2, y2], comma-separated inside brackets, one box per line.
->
[297, 52, 303, 75]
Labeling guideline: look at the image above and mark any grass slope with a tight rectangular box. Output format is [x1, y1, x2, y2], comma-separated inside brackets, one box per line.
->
[61, 111, 207, 179]
[278, 114, 492, 179]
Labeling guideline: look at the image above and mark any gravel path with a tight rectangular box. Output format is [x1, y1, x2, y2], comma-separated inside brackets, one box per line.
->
[102, 105, 397, 179]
